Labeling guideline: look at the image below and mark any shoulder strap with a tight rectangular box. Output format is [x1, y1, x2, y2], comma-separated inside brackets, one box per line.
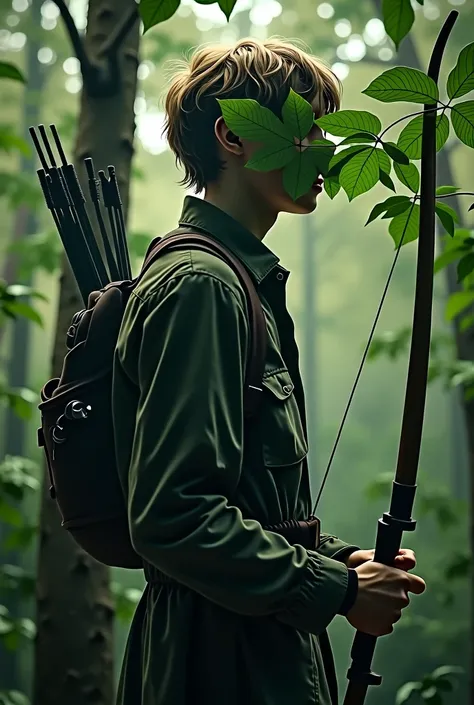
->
[138, 229, 266, 418]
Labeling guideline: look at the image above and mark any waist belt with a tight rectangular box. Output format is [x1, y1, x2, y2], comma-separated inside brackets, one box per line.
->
[144, 515, 321, 586]
[264, 515, 321, 551]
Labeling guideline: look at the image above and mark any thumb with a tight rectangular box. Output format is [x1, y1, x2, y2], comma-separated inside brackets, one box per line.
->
[407, 573, 426, 595]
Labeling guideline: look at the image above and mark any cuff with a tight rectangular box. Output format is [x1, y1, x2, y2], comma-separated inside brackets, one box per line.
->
[337, 568, 358, 615]
[277, 551, 350, 636]
[317, 535, 360, 562]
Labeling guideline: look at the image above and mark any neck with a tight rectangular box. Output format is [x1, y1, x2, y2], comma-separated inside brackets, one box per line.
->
[204, 179, 277, 241]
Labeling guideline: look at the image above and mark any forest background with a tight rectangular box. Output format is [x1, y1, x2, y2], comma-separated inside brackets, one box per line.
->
[0, 0, 472, 704]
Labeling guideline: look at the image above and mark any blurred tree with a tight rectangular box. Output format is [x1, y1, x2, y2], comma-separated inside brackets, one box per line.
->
[32, 2, 140, 704]
[0, 0, 43, 693]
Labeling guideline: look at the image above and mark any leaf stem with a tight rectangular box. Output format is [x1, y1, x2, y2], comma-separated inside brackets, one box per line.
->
[435, 192, 474, 199]
[379, 105, 441, 139]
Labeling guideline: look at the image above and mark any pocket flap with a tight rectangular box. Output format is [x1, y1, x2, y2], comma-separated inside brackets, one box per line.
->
[262, 370, 294, 401]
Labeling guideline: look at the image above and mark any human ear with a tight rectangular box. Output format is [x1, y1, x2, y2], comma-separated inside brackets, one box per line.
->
[214, 116, 244, 157]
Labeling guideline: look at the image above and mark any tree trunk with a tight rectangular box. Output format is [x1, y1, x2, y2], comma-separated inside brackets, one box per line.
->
[33, 2, 139, 703]
[0, 0, 42, 692]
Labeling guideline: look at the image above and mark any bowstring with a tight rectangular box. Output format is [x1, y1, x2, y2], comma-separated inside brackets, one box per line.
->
[312, 209, 414, 515]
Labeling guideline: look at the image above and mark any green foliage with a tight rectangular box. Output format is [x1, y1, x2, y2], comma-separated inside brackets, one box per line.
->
[218, 93, 337, 198]
[366, 196, 412, 225]
[397, 113, 449, 159]
[396, 665, 463, 705]
[0, 566, 35, 598]
[139, 0, 238, 32]
[0, 385, 38, 421]
[0, 62, 25, 84]
[0, 127, 30, 157]
[382, 0, 414, 50]
[0, 172, 41, 210]
[0, 691, 30, 705]
[389, 202, 420, 247]
[435, 186, 460, 196]
[434, 229, 474, 274]
[139, 0, 181, 31]
[281, 88, 314, 140]
[7, 231, 61, 278]
[111, 583, 142, 624]
[323, 177, 340, 199]
[382, 141, 410, 165]
[447, 42, 474, 101]
[339, 148, 380, 201]
[0, 606, 36, 652]
[282, 149, 318, 200]
[218, 98, 290, 142]
[450, 101, 474, 148]
[435, 201, 458, 237]
[394, 162, 420, 192]
[445, 291, 474, 322]
[315, 110, 381, 137]
[362, 67, 439, 105]
[379, 169, 396, 191]
[0, 282, 46, 329]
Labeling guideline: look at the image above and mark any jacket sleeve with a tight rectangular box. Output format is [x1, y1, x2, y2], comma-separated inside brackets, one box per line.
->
[317, 534, 360, 563]
[126, 271, 350, 635]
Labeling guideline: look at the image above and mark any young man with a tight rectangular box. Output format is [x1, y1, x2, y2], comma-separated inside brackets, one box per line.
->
[112, 38, 426, 705]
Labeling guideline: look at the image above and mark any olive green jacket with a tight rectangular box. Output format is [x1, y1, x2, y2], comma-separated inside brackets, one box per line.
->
[112, 196, 358, 705]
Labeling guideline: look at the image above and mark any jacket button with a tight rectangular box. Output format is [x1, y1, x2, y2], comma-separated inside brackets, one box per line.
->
[276, 272, 284, 281]
[282, 384, 292, 394]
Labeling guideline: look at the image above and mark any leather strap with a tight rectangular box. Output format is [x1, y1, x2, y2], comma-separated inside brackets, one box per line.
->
[138, 229, 267, 418]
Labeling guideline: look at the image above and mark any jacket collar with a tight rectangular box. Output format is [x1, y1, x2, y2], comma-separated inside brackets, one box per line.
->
[178, 196, 282, 285]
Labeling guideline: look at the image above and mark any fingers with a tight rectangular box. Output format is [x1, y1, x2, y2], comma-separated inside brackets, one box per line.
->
[394, 549, 416, 570]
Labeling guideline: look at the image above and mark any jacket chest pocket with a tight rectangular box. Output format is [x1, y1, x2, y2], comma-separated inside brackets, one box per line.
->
[260, 369, 308, 468]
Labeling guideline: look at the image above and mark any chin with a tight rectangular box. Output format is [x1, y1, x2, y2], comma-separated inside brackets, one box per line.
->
[281, 190, 320, 215]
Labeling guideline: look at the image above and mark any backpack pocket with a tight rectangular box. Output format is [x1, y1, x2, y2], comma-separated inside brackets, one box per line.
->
[260, 369, 308, 469]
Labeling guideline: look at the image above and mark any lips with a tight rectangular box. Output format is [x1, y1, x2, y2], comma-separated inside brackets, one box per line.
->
[312, 176, 324, 189]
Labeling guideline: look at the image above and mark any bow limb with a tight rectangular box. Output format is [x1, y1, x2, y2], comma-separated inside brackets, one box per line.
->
[342, 11, 459, 705]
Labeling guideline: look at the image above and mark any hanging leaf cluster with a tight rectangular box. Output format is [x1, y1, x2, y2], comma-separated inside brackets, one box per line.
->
[218, 45, 473, 250]
[139, 0, 238, 32]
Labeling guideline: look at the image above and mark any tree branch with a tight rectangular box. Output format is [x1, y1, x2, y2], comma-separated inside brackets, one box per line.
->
[97, 6, 139, 58]
[50, 0, 93, 75]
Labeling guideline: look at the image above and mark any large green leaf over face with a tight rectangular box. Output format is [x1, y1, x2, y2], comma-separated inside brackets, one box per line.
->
[451, 101, 474, 148]
[447, 43, 474, 100]
[308, 139, 336, 176]
[282, 149, 319, 200]
[282, 88, 314, 140]
[139, 0, 181, 32]
[397, 113, 449, 159]
[382, 0, 414, 50]
[245, 144, 296, 172]
[217, 98, 291, 143]
[363, 67, 439, 104]
[315, 110, 381, 137]
[339, 147, 380, 201]
[389, 202, 420, 247]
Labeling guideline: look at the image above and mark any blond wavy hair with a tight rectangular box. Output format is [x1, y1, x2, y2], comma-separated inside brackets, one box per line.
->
[163, 38, 341, 192]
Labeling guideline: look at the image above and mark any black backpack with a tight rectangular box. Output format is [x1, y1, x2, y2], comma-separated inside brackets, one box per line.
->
[37, 229, 267, 569]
